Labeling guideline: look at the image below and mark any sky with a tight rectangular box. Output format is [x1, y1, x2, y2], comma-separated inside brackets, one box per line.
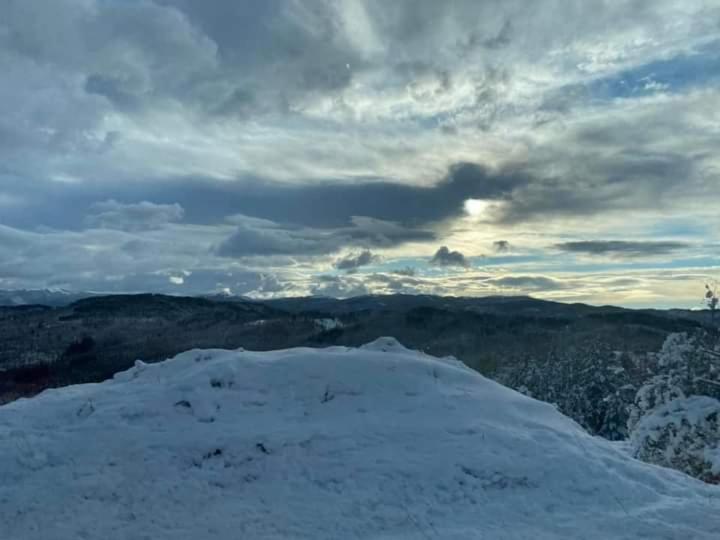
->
[1, 0, 719, 307]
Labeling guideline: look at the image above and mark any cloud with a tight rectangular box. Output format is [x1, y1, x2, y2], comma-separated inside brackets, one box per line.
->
[310, 274, 370, 298]
[486, 275, 565, 291]
[215, 218, 338, 257]
[488, 89, 720, 225]
[392, 267, 417, 277]
[195, 162, 525, 230]
[334, 250, 379, 271]
[250, 273, 292, 298]
[344, 217, 436, 246]
[493, 240, 510, 252]
[1, 0, 720, 305]
[555, 240, 690, 258]
[85, 200, 185, 231]
[216, 215, 434, 258]
[0, 162, 528, 237]
[430, 246, 470, 268]
[0, 221, 274, 296]
[0, 218, 715, 308]
[2, 1, 716, 205]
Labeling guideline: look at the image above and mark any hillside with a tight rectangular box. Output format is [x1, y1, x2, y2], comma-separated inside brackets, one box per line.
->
[0, 293, 711, 412]
[0, 294, 316, 401]
[1, 339, 718, 539]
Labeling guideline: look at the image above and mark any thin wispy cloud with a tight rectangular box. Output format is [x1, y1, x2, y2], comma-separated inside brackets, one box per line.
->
[555, 240, 691, 258]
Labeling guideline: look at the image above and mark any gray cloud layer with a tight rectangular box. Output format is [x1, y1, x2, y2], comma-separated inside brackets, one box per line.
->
[216, 215, 434, 258]
[0, 163, 524, 234]
[85, 200, 185, 231]
[555, 240, 690, 257]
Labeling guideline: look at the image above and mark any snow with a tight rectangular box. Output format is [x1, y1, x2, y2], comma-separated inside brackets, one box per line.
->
[1, 338, 719, 539]
[630, 395, 720, 482]
[314, 317, 344, 331]
[638, 396, 720, 432]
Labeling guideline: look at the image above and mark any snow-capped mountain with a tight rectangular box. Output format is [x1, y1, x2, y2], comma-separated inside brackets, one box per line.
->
[0, 288, 95, 307]
[1, 338, 717, 539]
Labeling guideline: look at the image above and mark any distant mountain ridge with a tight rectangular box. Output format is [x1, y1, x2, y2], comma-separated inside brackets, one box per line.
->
[0, 289, 714, 326]
[0, 289, 97, 307]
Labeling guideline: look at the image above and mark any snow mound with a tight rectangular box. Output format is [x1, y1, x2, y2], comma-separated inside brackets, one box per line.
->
[1, 342, 719, 540]
[360, 335, 410, 352]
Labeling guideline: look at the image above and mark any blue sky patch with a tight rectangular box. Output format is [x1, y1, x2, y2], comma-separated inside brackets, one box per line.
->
[587, 41, 720, 100]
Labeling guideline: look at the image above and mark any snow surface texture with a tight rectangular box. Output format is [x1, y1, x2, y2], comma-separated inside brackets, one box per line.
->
[1, 337, 719, 539]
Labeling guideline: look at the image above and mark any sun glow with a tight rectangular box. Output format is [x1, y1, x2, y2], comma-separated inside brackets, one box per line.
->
[464, 199, 491, 217]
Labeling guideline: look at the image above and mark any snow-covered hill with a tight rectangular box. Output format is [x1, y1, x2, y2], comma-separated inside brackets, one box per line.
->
[1, 338, 718, 539]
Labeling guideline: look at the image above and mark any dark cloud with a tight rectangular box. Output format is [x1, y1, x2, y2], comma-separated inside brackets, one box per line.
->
[85, 200, 185, 231]
[216, 216, 434, 258]
[555, 240, 690, 257]
[215, 219, 337, 257]
[0, 163, 526, 233]
[184, 162, 523, 230]
[493, 240, 510, 252]
[343, 217, 436, 246]
[334, 250, 379, 272]
[430, 246, 470, 268]
[101, 150, 700, 232]
[490, 117, 711, 222]
[153, 0, 364, 113]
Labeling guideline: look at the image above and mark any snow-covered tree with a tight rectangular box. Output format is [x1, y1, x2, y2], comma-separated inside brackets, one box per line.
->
[627, 331, 720, 482]
[627, 374, 685, 433]
[497, 342, 638, 440]
[630, 395, 720, 484]
[626, 332, 694, 432]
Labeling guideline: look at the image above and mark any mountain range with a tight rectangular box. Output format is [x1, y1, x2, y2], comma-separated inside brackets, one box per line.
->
[0, 291, 711, 403]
